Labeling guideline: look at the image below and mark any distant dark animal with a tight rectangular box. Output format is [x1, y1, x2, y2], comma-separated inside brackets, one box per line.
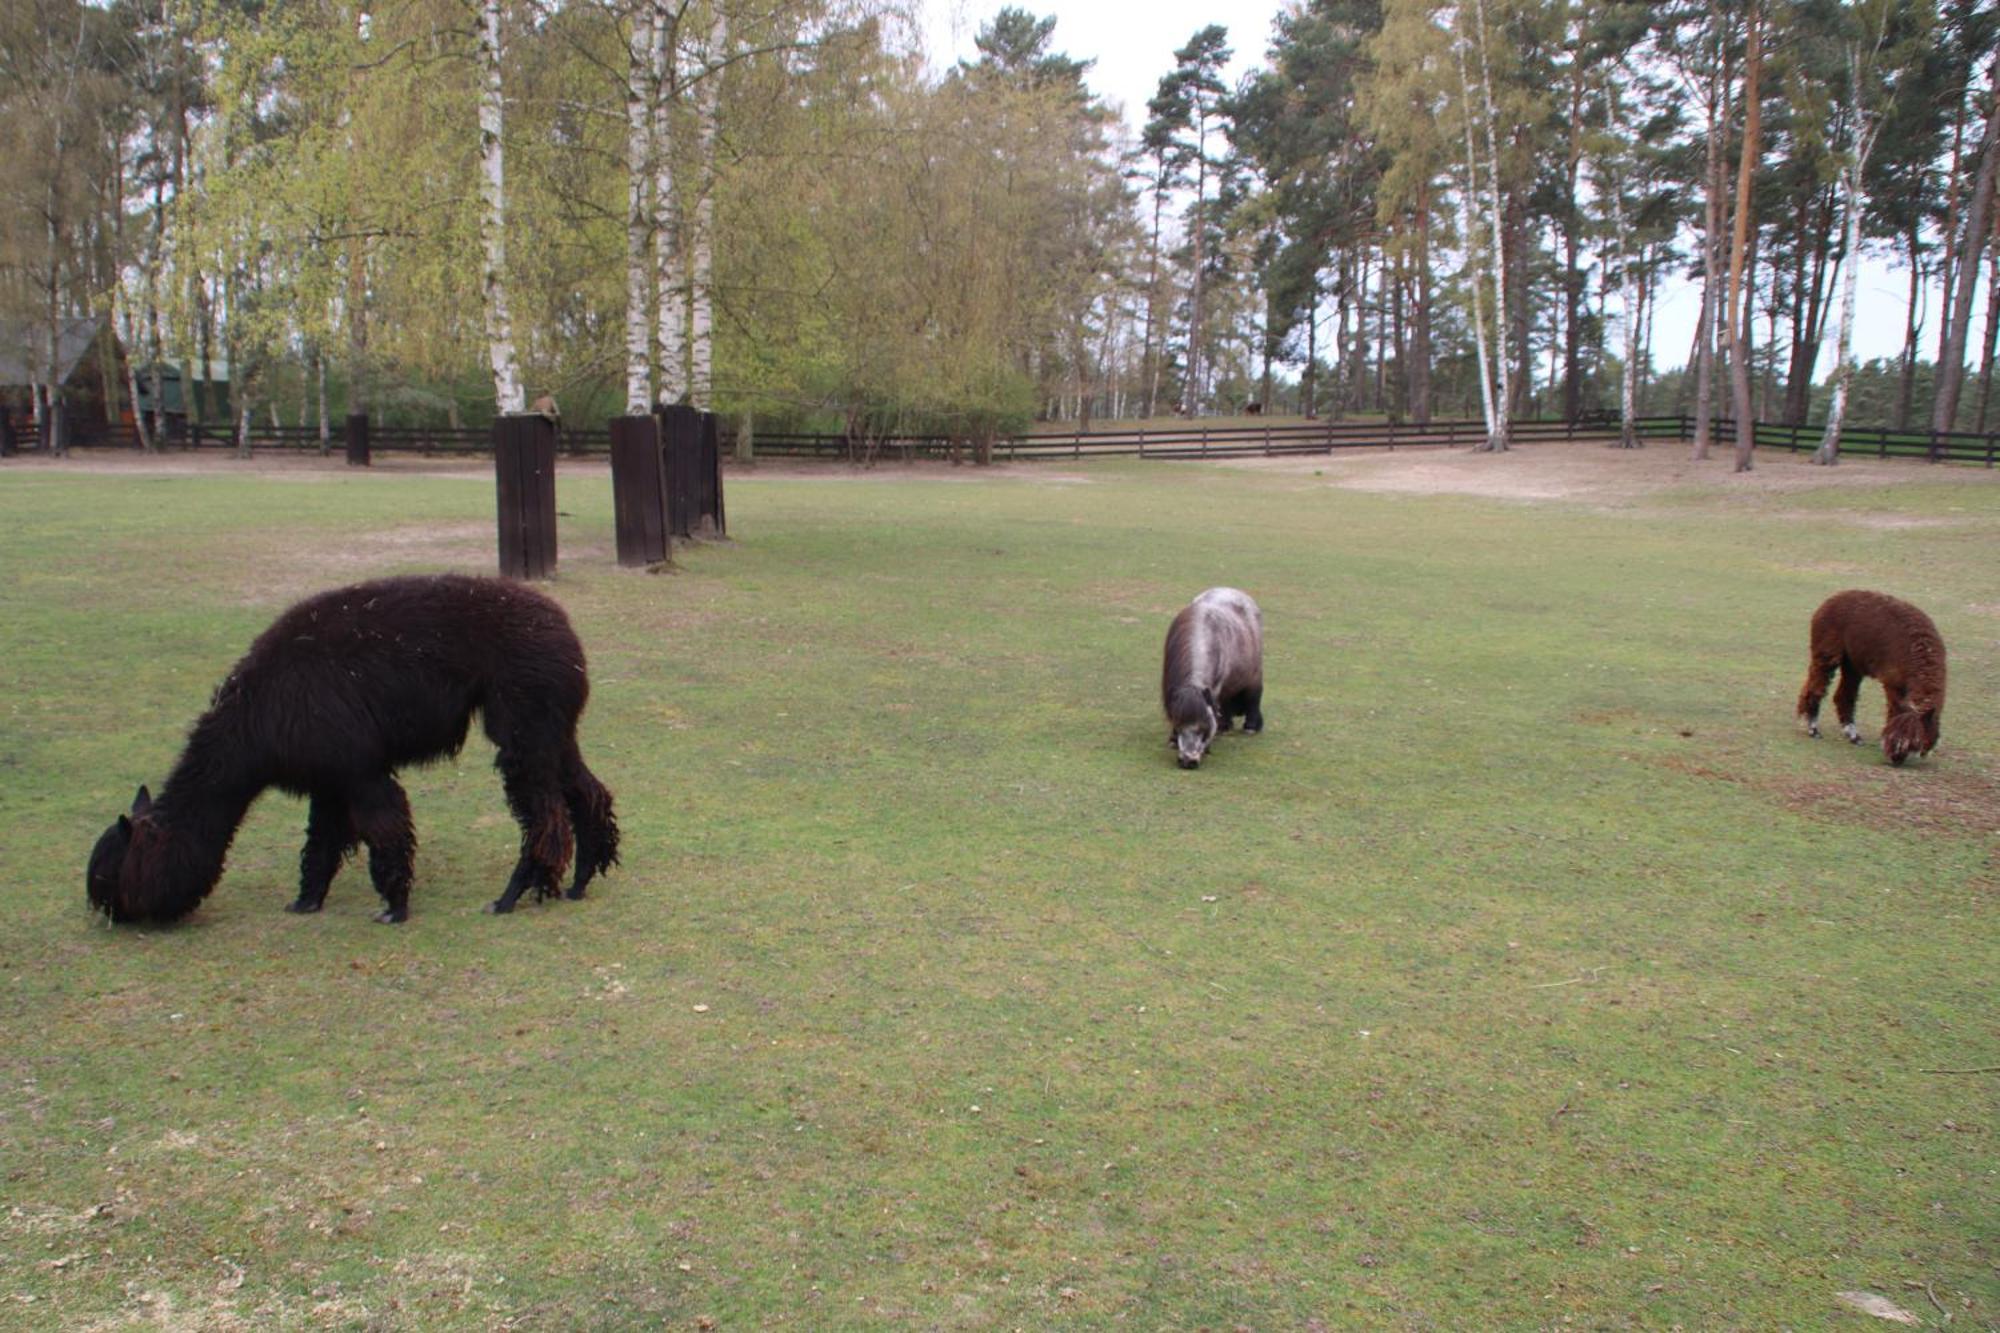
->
[87, 575, 619, 924]
[1796, 589, 1946, 766]
[1162, 587, 1264, 769]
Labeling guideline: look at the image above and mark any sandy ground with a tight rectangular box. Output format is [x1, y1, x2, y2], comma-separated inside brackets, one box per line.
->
[1217, 438, 2000, 510]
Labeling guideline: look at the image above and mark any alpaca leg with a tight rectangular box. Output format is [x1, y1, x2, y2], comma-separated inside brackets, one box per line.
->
[1796, 653, 1837, 738]
[1880, 683, 1916, 766]
[1833, 662, 1864, 743]
[290, 792, 356, 914]
[1240, 686, 1264, 735]
[560, 745, 620, 901]
[350, 777, 416, 924]
[487, 746, 574, 915]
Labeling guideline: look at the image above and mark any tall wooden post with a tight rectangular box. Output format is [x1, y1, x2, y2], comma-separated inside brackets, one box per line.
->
[658, 403, 700, 540]
[344, 412, 370, 467]
[494, 413, 558, 579]
[697, 409, 725, 536]
[609, 413, 668, 566]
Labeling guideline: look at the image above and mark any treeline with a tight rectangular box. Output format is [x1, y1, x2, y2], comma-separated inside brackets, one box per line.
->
[1, 0, 1996, 461]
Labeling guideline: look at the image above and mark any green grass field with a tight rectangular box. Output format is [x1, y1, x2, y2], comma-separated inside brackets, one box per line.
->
[2, 448, 1995, 1329]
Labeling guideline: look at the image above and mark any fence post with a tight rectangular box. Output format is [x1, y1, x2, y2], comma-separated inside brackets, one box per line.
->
[344, 412, 370, 467]
[494, 413, 558, 580]
[1139, 428, 1146, 458]
[609, 414, 668, 566]
[657, 404, 724, 538]
[1987, 434, 1995, 468]
[1074, 425, 1081, 460]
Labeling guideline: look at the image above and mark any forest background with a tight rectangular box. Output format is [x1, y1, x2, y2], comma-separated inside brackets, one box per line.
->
[2, 0, 1997, 456]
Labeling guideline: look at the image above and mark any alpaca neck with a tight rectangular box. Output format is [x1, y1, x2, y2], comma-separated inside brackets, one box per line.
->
[153, 714, 264, 881]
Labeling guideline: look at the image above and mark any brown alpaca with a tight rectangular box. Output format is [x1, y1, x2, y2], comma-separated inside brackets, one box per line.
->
[1796, 590, 1946, 766]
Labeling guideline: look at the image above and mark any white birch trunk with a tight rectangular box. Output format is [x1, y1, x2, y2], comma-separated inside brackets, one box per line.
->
[688, 3, 728, 410]
[1471, 0, 1511, 451]
[1817, 56, 1882, 466]
[1452, 31, 1498, 442]
[1692, 19, 1724, 460]
[652, 0, 686, 404]
[477, 0, 524, 415]
[623, 3, 655, 414]
[317, 342, 331, 454]
[1603, 80, 1640, 448]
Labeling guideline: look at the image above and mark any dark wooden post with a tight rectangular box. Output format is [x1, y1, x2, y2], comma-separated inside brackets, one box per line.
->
[697, 409, 725, 536]
[609, 413, 668, 566]
[494, 413, 558, 579]
[657, 404, 699, 539]
[344, 412, 370, 467]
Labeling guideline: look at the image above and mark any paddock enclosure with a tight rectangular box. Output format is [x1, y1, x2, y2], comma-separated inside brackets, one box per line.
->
[2, 445, 1995, 1327]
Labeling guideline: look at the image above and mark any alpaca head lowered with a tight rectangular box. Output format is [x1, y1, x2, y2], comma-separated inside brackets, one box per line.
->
[1882, 705, 1941, 766]
[87, 785, 219, 923]
[1168, 685, 1219, 770]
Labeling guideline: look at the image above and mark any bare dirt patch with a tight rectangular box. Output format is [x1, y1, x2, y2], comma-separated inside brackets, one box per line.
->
[1219, 440, 2000, 512]
[1656, 745, 2000, 839]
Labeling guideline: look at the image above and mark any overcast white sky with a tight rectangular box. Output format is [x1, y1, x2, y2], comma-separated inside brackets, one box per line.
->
[917, 0, 1288, 128]
[915, 1, 1972, 376]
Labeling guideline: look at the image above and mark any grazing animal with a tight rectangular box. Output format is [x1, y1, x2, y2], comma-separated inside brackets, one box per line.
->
[1162, 587, 1264, 769]
[1796, 589, 1946, 766]
[87, 575, 619, 924]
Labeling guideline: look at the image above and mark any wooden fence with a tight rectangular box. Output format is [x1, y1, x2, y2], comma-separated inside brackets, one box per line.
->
[169, 421, 614, 456]
[749, 414, 1999, 465]
[40, 412, 2000, 467]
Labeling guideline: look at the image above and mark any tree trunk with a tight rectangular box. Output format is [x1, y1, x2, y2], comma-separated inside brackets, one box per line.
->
[1693, 22, 1726, 460]
[1932, 58, 2000, 435]
[1816, 162, 1866, 465]
[652, 0, 685, 404]
[1141, 171, 1165, 420]
[1895, 219, 1922, 430]
[1412, 214, 1432, 426]
[1470, 0, 1510, 451]
[1563, 73, 1585, 424]
[316, 343, 330, 454]
[477, 0, 524, 414]
[1303, 283, 1318, 417]
[1783, 186, 1835, 425]
[1727, 1, 1763, 472]
[1183, 107, 1209, 417]
[1977, 237, 2000, 432]
[688, 3, 728, 410]
[623, 3, 655, 413]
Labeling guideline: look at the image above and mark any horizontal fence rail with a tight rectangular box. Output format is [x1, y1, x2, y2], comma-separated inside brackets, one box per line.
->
[24, 414, 2000, 468]
[165, 421, 613, 456]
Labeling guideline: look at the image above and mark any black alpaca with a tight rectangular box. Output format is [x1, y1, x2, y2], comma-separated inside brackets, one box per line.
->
[87, 575, 619, 924]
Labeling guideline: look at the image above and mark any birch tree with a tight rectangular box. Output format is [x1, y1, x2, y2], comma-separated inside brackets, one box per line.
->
[652, 0, 686, 405]
[1598, 70, 1641, 448]
[1815, 3, 1909, 465]
[477, 0, 524, 414]
[1725, 0, 1761, 472]
[623, 2, 654, 413]
[688, 2, 729, 409]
